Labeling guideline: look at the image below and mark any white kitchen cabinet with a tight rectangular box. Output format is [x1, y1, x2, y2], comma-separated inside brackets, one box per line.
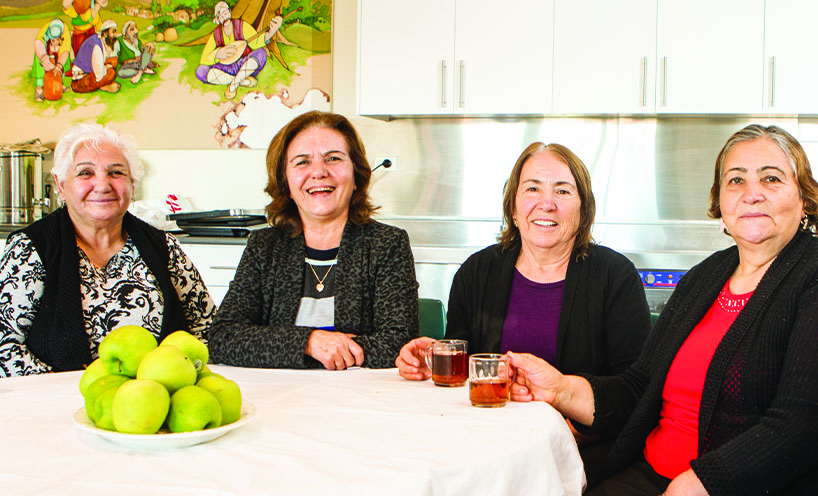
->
[181, 243, 246, 306]
[763, 0, 818, 114]
[553, 0, 657, 114]
[357, 0, 553, 116]
[656, 0, 764, 114]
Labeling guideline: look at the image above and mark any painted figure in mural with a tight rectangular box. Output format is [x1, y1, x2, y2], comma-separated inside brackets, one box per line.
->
[195, 1, 283, 99]
[71, 19, 120, 94]
[116, 21, 158, 85]
[31, 19, 72, 103]
[62, 0, 109, 56]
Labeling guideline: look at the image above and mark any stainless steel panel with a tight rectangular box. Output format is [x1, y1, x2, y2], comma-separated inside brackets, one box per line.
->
[356, 116, 804, 308]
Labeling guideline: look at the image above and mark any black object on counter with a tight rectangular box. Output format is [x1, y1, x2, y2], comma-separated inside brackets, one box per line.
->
[168, 209, 266, 237]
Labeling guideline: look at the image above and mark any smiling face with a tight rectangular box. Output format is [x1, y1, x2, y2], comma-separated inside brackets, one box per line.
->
[514, 150, 582, 259]
[285, 126, 356, 230]
[55, 143, 133, 229]
[720, 138, 804, 251]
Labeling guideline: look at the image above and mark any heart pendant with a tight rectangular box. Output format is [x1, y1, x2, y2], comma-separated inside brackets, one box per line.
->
[316, 283, 324, 292]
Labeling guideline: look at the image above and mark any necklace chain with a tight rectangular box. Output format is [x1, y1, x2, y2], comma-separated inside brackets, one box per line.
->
[308, 263, 333, 292]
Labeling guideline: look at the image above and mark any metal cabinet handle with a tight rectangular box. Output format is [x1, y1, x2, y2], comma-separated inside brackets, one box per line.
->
[769, 56, 776, 108]
[661, 56, 668, 107]
[440, 60, 447, 108]
[640, 57, 648, 108]
[458, 60, 465, 108]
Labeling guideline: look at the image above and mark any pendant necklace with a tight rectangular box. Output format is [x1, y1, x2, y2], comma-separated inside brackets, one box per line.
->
[309, 263, 333, 292]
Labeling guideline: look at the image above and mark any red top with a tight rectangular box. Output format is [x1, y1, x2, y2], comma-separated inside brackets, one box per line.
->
[643, 280, 752, 479]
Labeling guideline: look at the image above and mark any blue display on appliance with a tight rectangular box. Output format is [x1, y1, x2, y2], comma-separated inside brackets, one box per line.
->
[638, 269, 687, 288]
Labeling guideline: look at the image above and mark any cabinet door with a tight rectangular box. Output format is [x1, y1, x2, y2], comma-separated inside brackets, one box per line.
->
[181, 243, 246, 306]
[454, 0, 553, 114]
[552, 0, 656, 114]
[764, 0, 818, 114]
[656, 0, 763, 114]
[358, 0, 456, 116]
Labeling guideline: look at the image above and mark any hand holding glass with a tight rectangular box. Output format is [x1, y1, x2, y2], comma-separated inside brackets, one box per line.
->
[424, 339, 468, 387]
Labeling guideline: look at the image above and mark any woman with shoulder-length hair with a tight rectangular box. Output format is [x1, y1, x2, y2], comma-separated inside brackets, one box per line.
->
[397, 140, 649, 379]
[508, 124, 818, 495]
[208, 111, 419, 370]
[0, 123, 215, 377]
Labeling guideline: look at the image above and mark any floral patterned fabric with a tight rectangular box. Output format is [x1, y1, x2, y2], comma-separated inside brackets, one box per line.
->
[0, 232, 215, 377]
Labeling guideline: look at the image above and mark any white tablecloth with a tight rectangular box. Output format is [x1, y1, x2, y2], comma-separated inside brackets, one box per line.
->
[0, 366, 585, 496]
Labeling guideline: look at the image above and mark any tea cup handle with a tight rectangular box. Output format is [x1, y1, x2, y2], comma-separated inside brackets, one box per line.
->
[424, 343, 434, 372]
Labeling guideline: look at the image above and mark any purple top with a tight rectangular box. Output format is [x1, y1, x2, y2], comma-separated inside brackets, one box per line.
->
[499, 268, 565, 364]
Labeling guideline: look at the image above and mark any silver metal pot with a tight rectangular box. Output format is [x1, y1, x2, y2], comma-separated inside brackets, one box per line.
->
[0, 141, 51, 226]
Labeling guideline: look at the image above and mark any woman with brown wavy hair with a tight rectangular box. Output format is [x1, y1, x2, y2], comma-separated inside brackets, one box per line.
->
[397, 141, 649, 379]
[209, 111, 418, 370]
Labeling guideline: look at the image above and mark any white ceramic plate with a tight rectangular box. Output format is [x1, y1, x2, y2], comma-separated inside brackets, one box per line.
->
[73, 401, 256, 450]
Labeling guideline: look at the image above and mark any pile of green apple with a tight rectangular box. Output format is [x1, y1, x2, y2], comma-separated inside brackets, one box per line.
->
[79, 325, 242, 435]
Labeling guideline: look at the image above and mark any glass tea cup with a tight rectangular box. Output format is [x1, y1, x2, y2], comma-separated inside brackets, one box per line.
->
[468, 353, 510, 407]
[424, 339, 468, 387]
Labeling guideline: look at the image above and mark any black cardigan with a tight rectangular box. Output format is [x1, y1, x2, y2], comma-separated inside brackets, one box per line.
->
[445, 243, 651, 376]
[585, 230, 818, 495]
[208, 220, 419, 369]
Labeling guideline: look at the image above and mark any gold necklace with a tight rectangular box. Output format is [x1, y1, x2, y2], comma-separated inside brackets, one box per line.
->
[308, 263, 333, 292]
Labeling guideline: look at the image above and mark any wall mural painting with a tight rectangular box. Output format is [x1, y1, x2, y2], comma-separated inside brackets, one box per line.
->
[0, 0, 331, 149]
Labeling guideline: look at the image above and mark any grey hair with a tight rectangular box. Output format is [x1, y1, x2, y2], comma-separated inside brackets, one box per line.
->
[51, 123, 144, 188]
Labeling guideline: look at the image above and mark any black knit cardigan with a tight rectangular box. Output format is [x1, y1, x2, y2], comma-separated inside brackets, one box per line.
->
[17, 206, 189, 372]
[583, 230, 818, 495]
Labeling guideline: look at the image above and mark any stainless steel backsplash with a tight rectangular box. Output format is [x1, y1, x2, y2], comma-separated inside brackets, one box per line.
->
[358, 116, 811, 255]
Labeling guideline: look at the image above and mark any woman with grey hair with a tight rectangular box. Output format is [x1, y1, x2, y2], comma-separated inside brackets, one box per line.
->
[0, 123, 215, 377]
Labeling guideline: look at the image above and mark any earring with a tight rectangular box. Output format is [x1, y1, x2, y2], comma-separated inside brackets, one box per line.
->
[719, 218, 731, 237]
[512, 218, 518, 227]
[801, 215, 809, 230]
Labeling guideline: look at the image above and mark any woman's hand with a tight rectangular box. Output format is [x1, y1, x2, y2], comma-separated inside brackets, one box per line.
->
[395, 337, 436, 380]
[664, 469, 709, 496]
[508, 352, 596, 424]
[507, 352, 564, 403]
[306, 330, 364, 370]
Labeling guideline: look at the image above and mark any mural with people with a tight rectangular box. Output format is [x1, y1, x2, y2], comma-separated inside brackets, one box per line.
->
[0, 0, 331, 148]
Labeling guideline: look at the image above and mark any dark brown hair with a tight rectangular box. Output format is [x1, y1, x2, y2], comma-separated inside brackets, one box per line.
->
[708, 124, 818, 232]
[498, 142, 596, 259]
[264, 111, 378, 235]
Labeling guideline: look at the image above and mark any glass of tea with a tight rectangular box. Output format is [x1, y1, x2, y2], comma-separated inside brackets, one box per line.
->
[424, 339, 468, 387]
[468, 353, 510, 408]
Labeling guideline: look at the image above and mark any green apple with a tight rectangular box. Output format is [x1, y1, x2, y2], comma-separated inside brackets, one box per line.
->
[92, 382, 126, 431]
[136, 345, 197, 395]
[196, 363, 220, 381]
[79, 358, 109, 396]
[196, 375, 242, 425]
[167, 385, 222, 432]
[112, 379, 170, 434]
[84, 374, 130, 422]
[160, 330, 209, 371]
[98, 325, 158, 377]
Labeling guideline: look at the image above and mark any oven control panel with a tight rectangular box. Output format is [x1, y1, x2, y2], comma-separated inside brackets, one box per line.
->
[638, 269, 687, 288]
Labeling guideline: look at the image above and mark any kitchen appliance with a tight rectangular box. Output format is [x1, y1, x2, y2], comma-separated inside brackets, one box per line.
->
[168, 209, 266, 237]
[0, 140, 51, 227]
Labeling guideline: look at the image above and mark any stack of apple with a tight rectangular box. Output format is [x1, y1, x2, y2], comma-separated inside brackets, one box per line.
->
[79, 325, 242, 435]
